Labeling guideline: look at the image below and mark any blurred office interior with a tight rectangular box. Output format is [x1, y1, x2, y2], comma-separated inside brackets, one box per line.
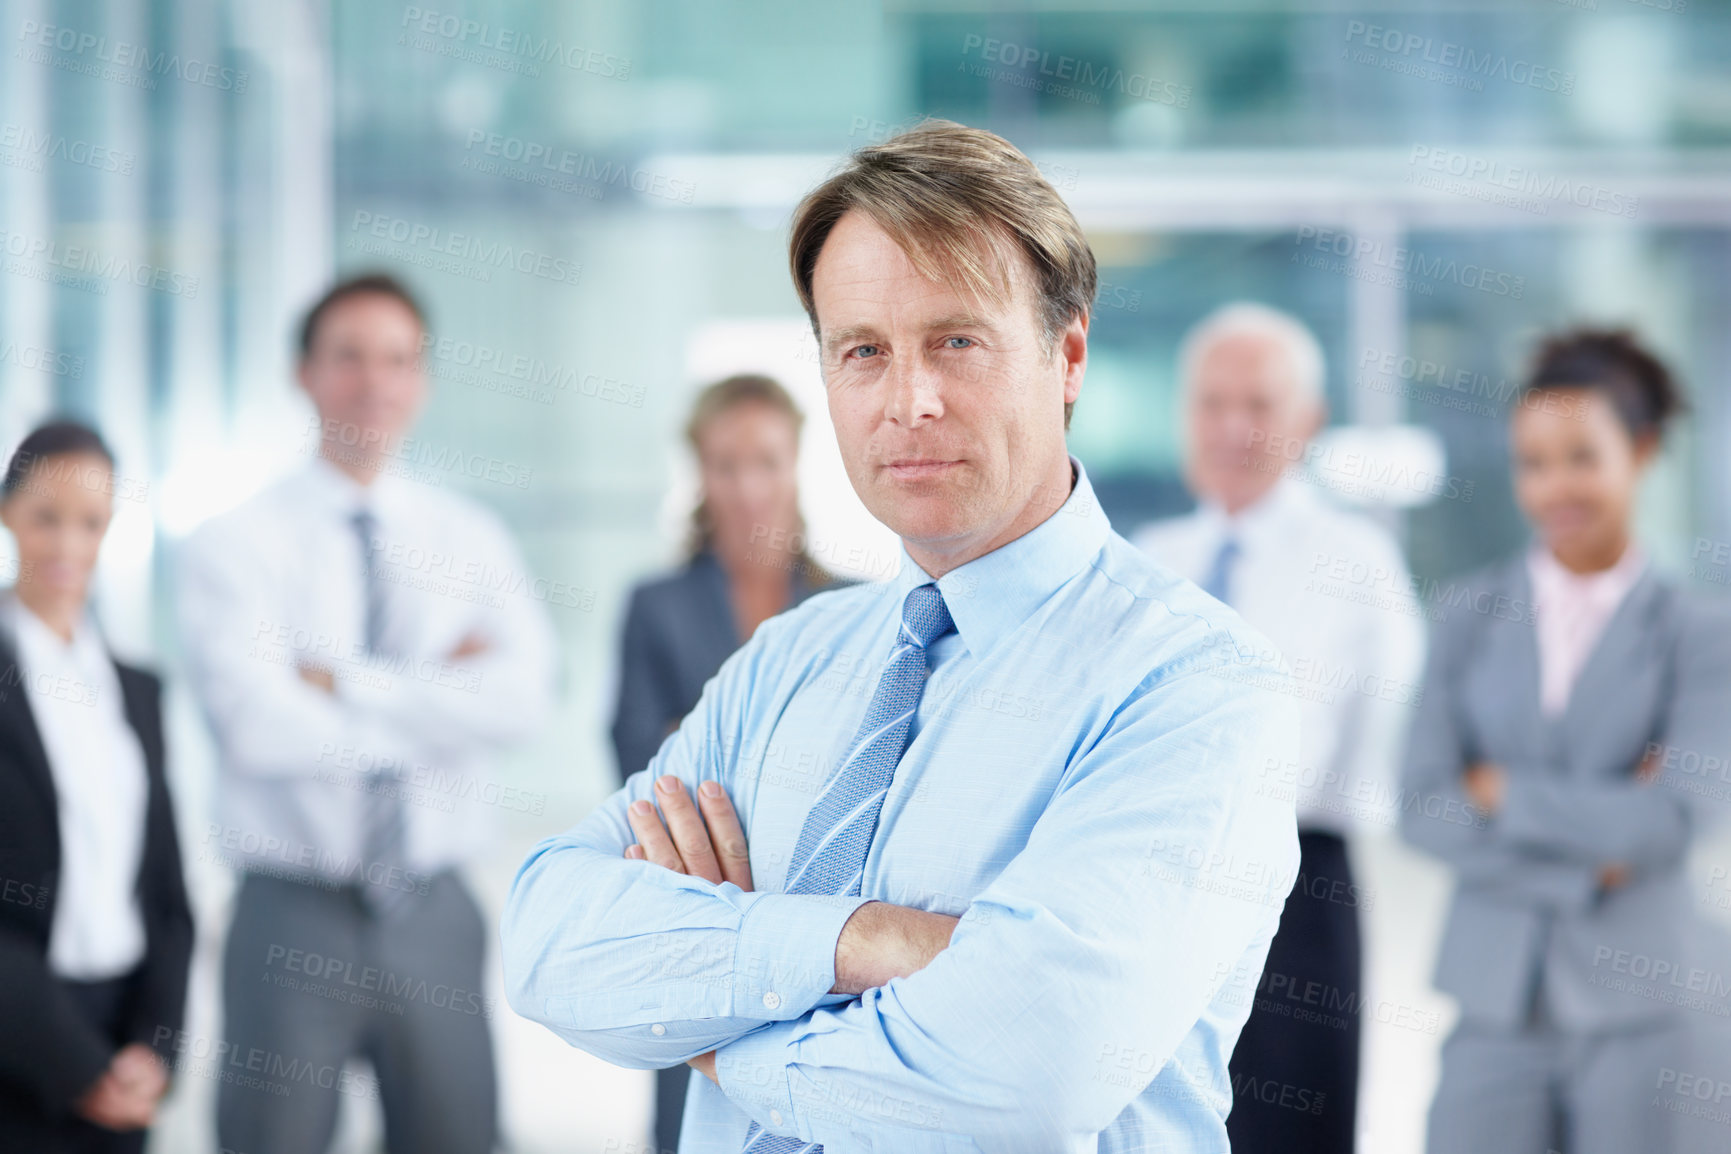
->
[4, 2, 1731, 1151]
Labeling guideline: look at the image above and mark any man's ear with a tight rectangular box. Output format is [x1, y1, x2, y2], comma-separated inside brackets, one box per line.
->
[1632, 429, 1661, 471]
[1059, 311, 1088, 406]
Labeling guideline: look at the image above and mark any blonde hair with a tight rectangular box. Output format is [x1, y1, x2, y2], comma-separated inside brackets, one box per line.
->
[683, 374, 833, 586]
[788, 119, 1096, 428]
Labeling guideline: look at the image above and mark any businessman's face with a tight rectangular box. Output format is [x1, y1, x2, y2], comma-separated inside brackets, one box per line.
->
[812, 210, 1085, 576]
[298, 292, 427, 468]
[1183, 332, 1322, 515]
[1511, 387, 1651, 565]
[0, 451, 113, 605]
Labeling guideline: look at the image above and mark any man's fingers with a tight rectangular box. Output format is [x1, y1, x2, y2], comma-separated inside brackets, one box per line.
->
[624, 778, 751, 890]
[626, 799, 684, 873]
[698, 781, 753, 891]
[655, 776, 724, 884]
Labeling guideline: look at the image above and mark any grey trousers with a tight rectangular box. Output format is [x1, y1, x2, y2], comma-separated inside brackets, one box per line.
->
[216, 870, 496, 1154]
[1426, 1014, 1684, 1154]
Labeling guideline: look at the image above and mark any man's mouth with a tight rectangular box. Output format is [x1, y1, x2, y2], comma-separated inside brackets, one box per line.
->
[882, 458, 959, 481]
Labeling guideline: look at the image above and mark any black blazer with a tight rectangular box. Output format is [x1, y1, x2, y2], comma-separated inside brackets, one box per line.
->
[0, 632, 192, 1118]
[609, 549, 844, 784]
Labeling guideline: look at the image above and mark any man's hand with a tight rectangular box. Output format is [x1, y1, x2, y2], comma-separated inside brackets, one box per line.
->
[624, 775, 753, 890]
[297, 662, 336, 693]
[688, 1049, 719, 1084]
[1463, 762, 1506, 815]
[833, 901, 961, 996]
[76, 1044, 166, 1130]
[625, 775, 750, 1088]
[448, 631, 490, 661]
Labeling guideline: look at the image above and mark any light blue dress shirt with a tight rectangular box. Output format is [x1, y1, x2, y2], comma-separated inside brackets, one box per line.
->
[502, 456, 1301, 1153]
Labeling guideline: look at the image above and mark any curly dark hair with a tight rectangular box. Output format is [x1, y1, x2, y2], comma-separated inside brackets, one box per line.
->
[1519, 326, 1686, 442]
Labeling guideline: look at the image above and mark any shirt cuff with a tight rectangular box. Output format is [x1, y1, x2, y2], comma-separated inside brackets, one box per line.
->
[715, 1019, 803, 1137]
[732, 893, 870, 1020]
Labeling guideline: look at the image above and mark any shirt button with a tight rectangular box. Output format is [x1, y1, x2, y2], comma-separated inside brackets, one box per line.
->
[762, 991, 782, 1010]
[650, 1023, 666, 1036]
[770, 1109, 784, 1126]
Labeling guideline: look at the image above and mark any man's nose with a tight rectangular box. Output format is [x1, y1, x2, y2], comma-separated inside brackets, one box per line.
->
[882, 356, 944, 425]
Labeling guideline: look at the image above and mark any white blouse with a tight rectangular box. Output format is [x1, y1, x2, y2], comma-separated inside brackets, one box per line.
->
[4, 593, 148, 980]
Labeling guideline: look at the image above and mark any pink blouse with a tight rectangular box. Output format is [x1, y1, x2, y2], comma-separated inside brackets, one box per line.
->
[1527, 543, 1647, 717]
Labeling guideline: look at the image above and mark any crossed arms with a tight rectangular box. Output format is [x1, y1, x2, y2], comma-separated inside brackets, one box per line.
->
[618, 773, 962, 1081]
[500, 615, 1302, 1150]
[1399, 600, 1731, 910]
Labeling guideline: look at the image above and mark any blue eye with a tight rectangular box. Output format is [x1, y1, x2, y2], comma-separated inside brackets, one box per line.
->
[851, 345, 880, 359]
[944, 337, 974, 349]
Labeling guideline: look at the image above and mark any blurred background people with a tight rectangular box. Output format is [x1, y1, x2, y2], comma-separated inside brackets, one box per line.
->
[1400, 329, 1731, 1154]
[1134, 303, 1426, 1154]
[0, 422, 192, 1153]
[175, 274, 557, 1154]
[11, 4, 1731, 1150]
[608, 372, 840, 1148]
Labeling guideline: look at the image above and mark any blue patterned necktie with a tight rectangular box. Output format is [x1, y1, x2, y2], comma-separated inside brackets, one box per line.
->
[739, 582, 955, 1153]
[1201, 534, 1239, 607]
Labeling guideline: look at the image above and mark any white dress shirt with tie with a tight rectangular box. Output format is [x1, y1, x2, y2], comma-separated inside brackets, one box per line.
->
[1134, 477, 1427, 834]
[176, 455, 558, 886]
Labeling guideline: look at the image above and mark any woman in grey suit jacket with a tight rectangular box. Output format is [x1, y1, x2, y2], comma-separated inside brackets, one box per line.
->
[1400, 329, 1731, 1154]
[609, 373, 843, 1151]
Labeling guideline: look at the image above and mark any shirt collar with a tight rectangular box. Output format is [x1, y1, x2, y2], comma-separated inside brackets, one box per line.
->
[893, 454, 1110, 659]
[1, 588, 103, 664]
[302, 452, 406, 523]
[1193, 475, 1312, 552]
[1527, 540, 1648, 607]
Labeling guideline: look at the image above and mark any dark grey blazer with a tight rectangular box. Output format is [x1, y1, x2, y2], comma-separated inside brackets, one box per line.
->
[1400, 554, 1731, 1033]
[609, 549, 842, 785]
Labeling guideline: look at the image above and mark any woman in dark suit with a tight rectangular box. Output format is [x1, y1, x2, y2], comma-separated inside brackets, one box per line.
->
[1400, 331, 1731, 1154]
[609, 374, 842, 1150]
[0, 421, 192, 1153]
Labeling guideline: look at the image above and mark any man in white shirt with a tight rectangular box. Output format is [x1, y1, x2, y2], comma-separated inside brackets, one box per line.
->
[177, 274, 557, 1154]
[1134, 302, 1426, 1154]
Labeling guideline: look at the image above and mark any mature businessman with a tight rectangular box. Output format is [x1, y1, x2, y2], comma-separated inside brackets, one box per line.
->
[502, 119, 1300, 1153]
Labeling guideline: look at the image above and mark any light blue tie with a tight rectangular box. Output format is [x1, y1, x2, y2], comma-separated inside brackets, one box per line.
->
[739, 582, 955, 1153]
[1201, 535, 1239, 606]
